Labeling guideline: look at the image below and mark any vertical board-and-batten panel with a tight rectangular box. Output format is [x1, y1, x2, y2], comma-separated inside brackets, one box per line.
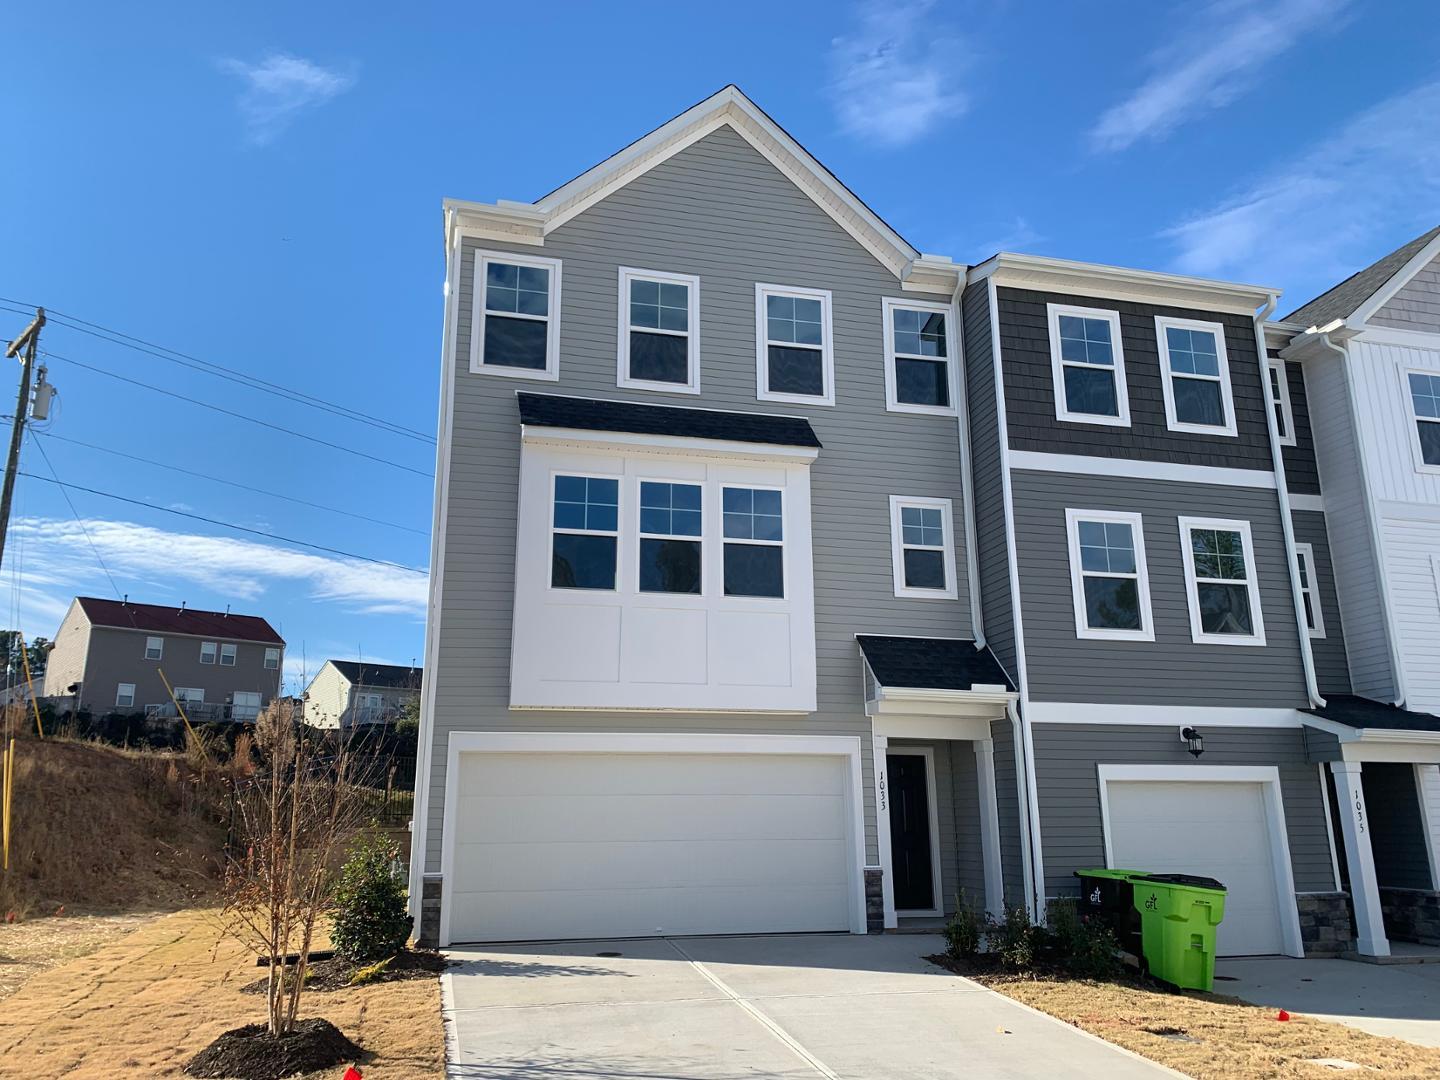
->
[426, 124, 976, 876]
[1348, 338, 1440, 505]
[1381, 518, 1440, 714]
[1372, 254, 1440, 333]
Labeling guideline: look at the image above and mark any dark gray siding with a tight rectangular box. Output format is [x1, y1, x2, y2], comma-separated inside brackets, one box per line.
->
[949, 743, 987, 910]
[990, 717, 1026, 906]
[1365, 763, 1432, 890]
[1011, 469, 1308, 707]
[1292, 509, 1351, 696]
[1303, 727, 1341, 763]
[1032, 724, 1335, 897]
[997, 287, 1273, 471]
[1277, 356, 1321, 496]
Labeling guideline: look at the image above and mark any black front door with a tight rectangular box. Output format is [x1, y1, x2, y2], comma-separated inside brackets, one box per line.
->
[887, 753, 935, 911]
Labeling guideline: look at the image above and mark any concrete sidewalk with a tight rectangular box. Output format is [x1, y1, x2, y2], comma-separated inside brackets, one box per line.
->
[444, 933, 1176, 1079]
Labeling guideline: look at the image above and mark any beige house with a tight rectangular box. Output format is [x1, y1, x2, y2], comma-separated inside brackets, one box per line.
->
[303, 660, 421, 731]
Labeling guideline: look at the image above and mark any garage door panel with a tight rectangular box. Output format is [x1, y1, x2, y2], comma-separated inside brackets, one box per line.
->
[458, 752, 845, 797]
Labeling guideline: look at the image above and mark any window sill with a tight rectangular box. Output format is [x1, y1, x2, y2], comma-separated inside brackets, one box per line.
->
[1055, 411, 1132, 428]
[1165, 420, 1239, 438]
[885, 401, 958, 418]
[758, 389, 835, 407]
[617, 376, 701, 395]
[471, 362, 560, 381]
[1074, 627, 1155, 643]
[1188, 632, 1268, 647]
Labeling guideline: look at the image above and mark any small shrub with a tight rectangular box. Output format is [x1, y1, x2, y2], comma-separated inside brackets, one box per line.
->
[992, 904, 1041, 971]
[1049, 899, 1122, 981]
[943, 893, 983, 961]
[330, 830, 413, 965]
[347, 956, 394, 986]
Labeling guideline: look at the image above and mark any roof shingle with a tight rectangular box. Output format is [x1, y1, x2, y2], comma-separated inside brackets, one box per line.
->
[76, 597, 284, 645]
[1283, 225, 1440, 328]
[1303, 695, 1440, 733]
[857, 636, 1014, 693]
[517, 393, 821, 449]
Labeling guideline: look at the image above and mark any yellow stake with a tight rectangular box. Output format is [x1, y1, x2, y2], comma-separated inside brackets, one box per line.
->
[3, 739, 12, 872]
[18, 634, 43, 739]
[158, 668, 212, 766]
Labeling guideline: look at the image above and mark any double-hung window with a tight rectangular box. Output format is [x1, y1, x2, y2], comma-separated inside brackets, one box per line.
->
[200, 640, 217, 665]
[756, 285, 834, 404]
[472, 251, 561, 379]
[883, 299, 955, 414]
[144, 636, 163, 661]
[1047, 305, 1129, 425]
[551, 475, 619, 590]
[1178, 517, 1266, 645]
[220, 643, 237, 666]
[116, 683, 135, 709]
[1294, 542, 1325, 638]
[1156, 317, 1237, 436]
[1064, 510, 1153, 641]
[722, 487, 784, 598]
[263, 647, 280, 670]
[638, 481, 702, 594]
[1406, 370, 1440, 470]
[618, 267, 700, 392]
[889, 496, 957, 599]
[1267, 361, 1296, 445]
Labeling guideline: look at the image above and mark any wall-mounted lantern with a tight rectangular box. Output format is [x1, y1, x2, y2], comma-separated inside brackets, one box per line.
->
[1180, 726, 1204, 758]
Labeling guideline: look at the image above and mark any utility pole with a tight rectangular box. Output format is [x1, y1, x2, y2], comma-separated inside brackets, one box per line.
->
[0, 309, 45, 572]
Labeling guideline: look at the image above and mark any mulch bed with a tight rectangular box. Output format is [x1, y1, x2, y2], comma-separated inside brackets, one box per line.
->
[184, 1018, 363, 1079]
[926, 951, 1170, 992]
[240, 949, 448, 995]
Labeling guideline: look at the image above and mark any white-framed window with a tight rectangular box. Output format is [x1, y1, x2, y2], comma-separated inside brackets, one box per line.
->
[263, 647, 280, 670]
[470, 250, 562, 380]
[220, 643, 237, 667]
[1064, 509, 1154, 641]
[888, 496, 958, 600]
[722, 486, 784, 598]
[115, 682, 135, 709]
[1294, 542, 1326, 639]
[1047, 304, 1130, 426]
[232, 691, 262, 721]
[551, 474, 620, 591]
[1405, 368, 1440, 472]
[617, 267, 700, 393]
[1178, 516, 1266, 646]
[1267, 360, 1296, 446]
[199, 640, 217, 665]
[174, 687, 205, 704]
[1155, 317, 1237, 436]
[638, 480, 703, 595]
[144, 636, 163, 661]
[755, 284, 834, 405]
[882, 298, 957, 416]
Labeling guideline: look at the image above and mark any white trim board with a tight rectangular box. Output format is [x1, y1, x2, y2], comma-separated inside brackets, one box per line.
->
[1007, 450, 1276, 490]
[1288, 494, 1325, 512]
[884, 745, 945, 918]
[1095, 763, 1305, 958]
[1026, 702, 1304, 727]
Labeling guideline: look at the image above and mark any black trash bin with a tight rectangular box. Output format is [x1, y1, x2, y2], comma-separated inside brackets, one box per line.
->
[1075, 868, 1143, 956]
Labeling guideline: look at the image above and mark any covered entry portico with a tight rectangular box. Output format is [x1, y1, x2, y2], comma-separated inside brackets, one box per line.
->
[857, 636, 1017, 930]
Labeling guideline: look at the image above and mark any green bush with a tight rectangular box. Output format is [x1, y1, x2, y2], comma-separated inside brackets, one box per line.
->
[992, 904, 1042, 971]
[943, 893, 984, 961]
[1047, 898, 1122, 980]
[330, 830, 413, 965]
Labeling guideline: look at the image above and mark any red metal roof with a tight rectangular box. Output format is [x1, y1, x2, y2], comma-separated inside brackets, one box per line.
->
[75, 597, 284, 645]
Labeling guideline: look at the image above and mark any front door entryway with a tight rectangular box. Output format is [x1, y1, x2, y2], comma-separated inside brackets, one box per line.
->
[887, 751, 937, 912]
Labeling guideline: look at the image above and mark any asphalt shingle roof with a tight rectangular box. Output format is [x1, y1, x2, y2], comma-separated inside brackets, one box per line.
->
[1303, 695, 1440, 733]
[856, 636, 1014, 693]
[328, 660, 423, 689]
[77, 597, 284, 644]
[517, 393, 822, 449]
[1283, 225, 1440, 328]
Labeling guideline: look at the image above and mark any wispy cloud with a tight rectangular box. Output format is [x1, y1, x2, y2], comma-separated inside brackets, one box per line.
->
[829, 0, 968, 146]
[973, 217, 1045, 258]
[1089, 0, 1352, 153]
[1161, 79, 1440, 303]
[218, 51, 355, 145]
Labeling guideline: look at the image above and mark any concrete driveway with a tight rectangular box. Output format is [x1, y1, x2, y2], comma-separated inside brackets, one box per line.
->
[443, 933, 1174, 1079]
[1215, 956, 1440, 1047]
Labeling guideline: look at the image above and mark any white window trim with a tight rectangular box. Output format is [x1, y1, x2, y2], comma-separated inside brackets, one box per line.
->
[888, 495, 958, 600]
[174, 687, 205, 704]
[722, 484, 786, 600]
[1046, 304, 1130, 427]
[144, 636, 163, 661]
[1155, 316, 1238, 438]
[755, 283, 835, 406]
[617, 266, 701, 395]
[263, 647, 280, 670]
[1267, 359, 1296, 447]
[1177, 515, 1267, 646]
[469, 249, 562, 381]
[1402, 365, 1440, 476]
[1064, 508, 1154, 642]
[881, 297, 958, 417]
[220, 642, 237, 667]
[1294, 542, 1326, 639]
[636, 478, 706, 597]
[549, 470, 621, 594]
[115, 683, 135, 708]
[199, 640, 217, 665]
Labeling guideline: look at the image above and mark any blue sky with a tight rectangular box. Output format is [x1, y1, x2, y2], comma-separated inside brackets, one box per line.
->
[3, 0, 1437, 693]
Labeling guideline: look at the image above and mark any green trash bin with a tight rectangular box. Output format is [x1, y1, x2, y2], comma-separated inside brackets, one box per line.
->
[1127, 873, 1226, 992]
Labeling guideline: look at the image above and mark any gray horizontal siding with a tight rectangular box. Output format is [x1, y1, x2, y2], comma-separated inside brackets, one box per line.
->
[950, 742, 987, 911]
[1011, 470, 1308, 707]
[1032, 724, 1335, 897]
[997, 287, 1274, 471]
[1278, 355, 1321, 496]
[1291, 509, 1351, 696]
[1372, 254, 1440, 333]
[1365, 763, 1433, 890]
[990, 717, 1026, 907]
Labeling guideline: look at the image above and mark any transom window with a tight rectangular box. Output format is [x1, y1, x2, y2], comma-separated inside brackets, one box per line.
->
[889, 496, 957, 599]
[756, 285, 834, 404]
[1178, 517, 1265, 645]
[883, 299, 955, 414]
[144, 636, 163, 661]
[200, 640, 217, 665]
[639, 481, 702, 595]
[472, 251, 561, 379]
[1294, 543, 1325, 638]
[551, 475, 619, 590]
[722, 487, 784, 598]
[1047, 305, 1129, 425]
[116, 682, 135, 709]
[1407, 370, 1440, 469]
[1065, 510, 1153, 641]
[1267, 361, 1296, 445]
[1156, 317, 1236, 436]
[220, 643, 237, 666]
[618, 267, 700, 393]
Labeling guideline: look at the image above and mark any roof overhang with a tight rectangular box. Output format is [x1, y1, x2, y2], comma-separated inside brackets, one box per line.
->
[1278, 320, 1362, 361]
[867, 684, 1016, 742]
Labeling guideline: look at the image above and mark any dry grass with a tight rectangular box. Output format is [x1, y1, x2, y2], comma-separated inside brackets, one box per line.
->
[0, 911, 159, 1000]
[981, 972, 1440, 1079]
[0, 908, 444, 1079]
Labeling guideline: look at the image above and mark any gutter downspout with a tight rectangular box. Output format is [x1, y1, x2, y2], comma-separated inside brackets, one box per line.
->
[1254, 295, 1324, 710]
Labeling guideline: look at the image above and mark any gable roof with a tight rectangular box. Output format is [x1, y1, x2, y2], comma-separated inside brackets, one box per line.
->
[328, 660, 422, 689]
[75, 597, 284, 645]
[856, 636, 1014, 692]
[518, 393, 821, 449]
[1283, 224, 1440, 328]
[444, 85, 963, 294]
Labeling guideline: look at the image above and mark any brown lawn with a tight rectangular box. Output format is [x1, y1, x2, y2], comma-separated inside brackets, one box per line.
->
[0, 911, 160, 1001]
[0, 908, 444, 1079]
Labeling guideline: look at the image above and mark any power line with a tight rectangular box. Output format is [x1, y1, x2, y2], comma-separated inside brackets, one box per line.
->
[17, 470, 428, 576]
[32, 430, 429, 537]
[41, 349, 434, 479]
[26, 434, 124, 599]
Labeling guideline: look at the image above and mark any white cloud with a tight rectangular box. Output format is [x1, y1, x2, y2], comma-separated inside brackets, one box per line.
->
[1089, 0, 1352, 153]
[973, 216, 1044, 257]
[1161, 79, 1440, 302]
[829, 0, 968, 146]
[219, 52, 355, 145]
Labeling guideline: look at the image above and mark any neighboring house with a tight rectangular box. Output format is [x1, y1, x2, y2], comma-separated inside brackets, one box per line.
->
[42, 597, 284, 722]
[303, 660, 422, 730]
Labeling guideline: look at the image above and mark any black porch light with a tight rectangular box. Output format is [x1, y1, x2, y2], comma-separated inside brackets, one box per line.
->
[1180, 726, 1204, 758]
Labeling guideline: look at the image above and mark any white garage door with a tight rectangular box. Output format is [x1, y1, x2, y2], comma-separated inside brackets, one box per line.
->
[447, 750, 856, 943]
[1106, 780, 1286, 956]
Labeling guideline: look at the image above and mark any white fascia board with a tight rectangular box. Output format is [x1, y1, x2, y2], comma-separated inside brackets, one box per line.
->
[520, 425, 820, 464]
[1350, 231, 1440, 326]
[969, 253, 1277, 315]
